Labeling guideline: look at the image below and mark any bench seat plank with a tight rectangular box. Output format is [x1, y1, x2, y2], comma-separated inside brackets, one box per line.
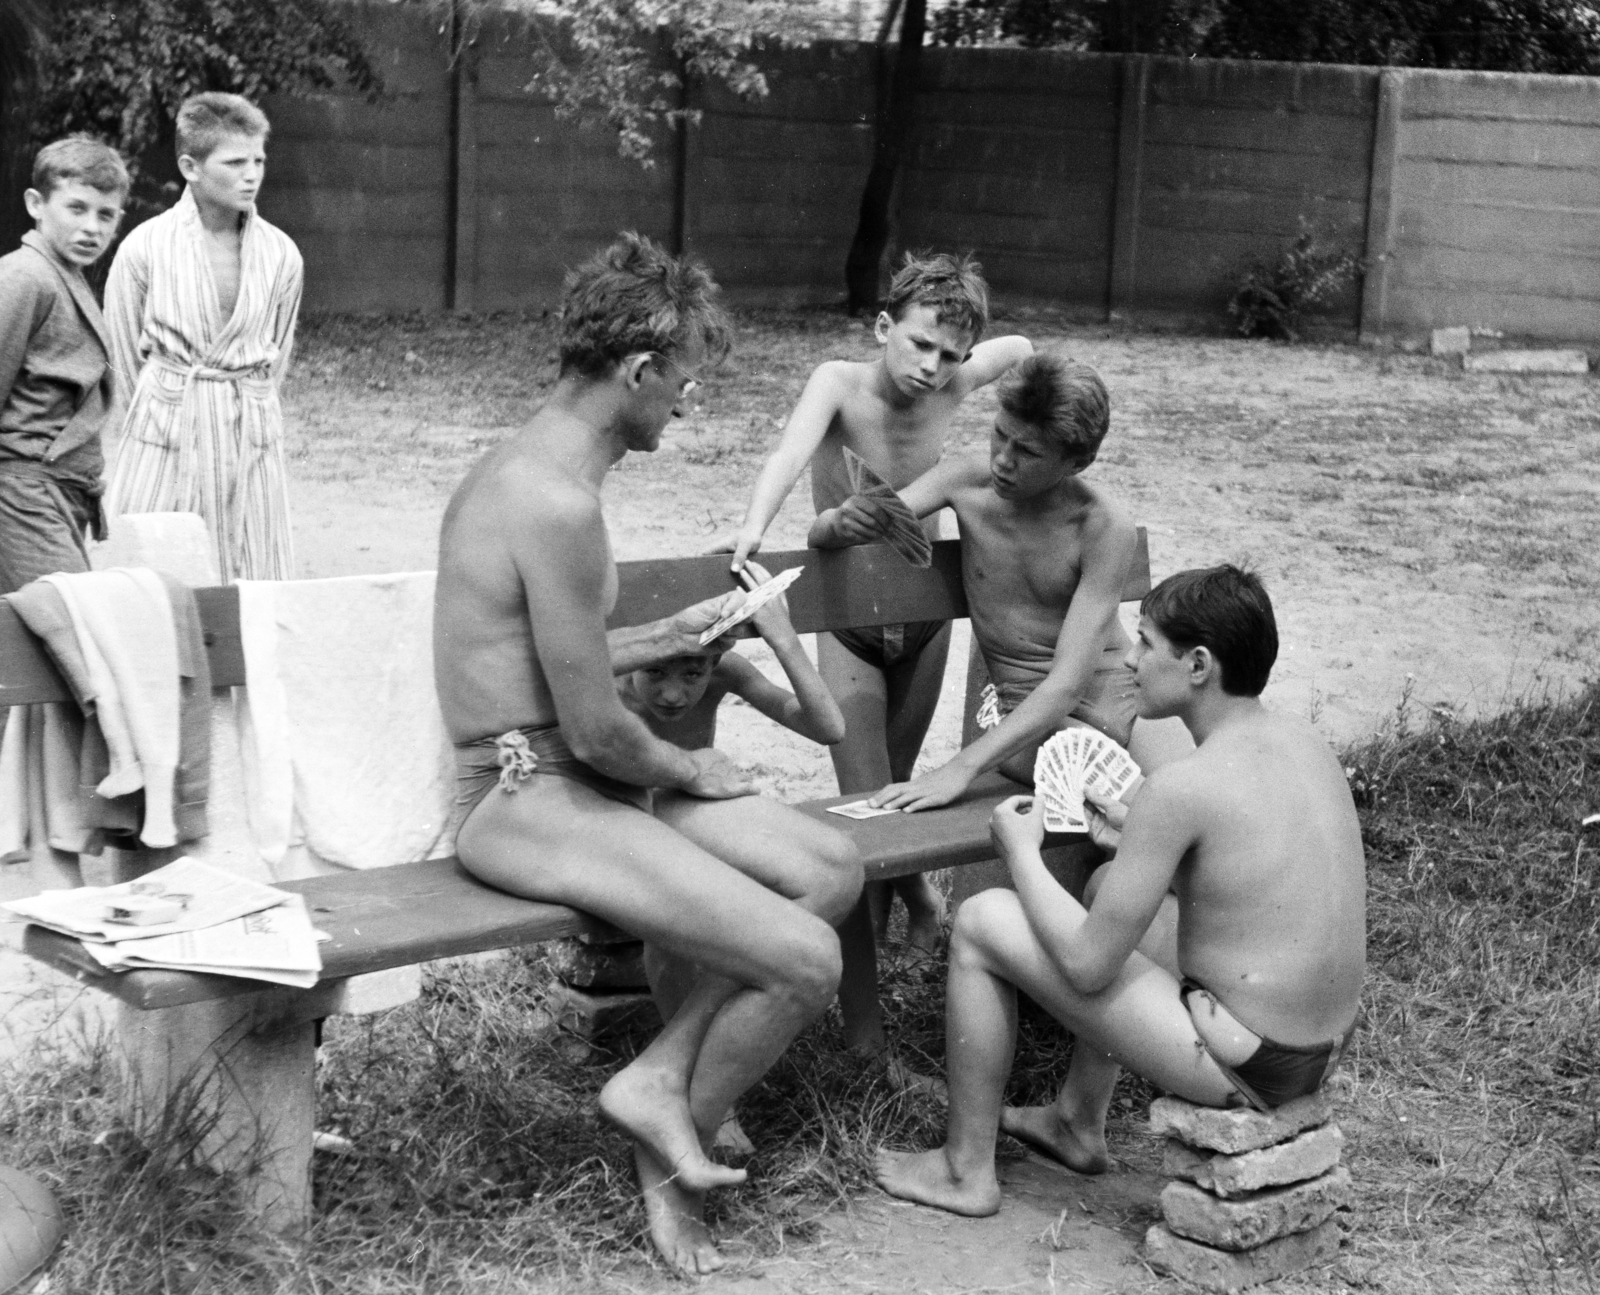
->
[19, 772, 1089, 1011]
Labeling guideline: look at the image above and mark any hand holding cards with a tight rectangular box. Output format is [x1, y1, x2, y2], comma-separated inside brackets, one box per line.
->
[842, 447, 933, 568]
[698, 565, 804, 645]
[1032, 727, 1142, 834]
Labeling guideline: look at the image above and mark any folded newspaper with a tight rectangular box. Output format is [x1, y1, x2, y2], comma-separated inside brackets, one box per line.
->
[81, 894, 322, 989]
[2, 856, 321, 987]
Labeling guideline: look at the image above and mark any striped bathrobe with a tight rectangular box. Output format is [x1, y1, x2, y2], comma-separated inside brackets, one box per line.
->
[105, 189, 303, 581]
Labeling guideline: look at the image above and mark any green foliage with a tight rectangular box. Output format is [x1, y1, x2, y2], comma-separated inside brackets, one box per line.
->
[929, 0, 1600, 70]
[31, 0, 380, 201]
[465, 0, 826, 164]
[1228, 225, 1362, 342]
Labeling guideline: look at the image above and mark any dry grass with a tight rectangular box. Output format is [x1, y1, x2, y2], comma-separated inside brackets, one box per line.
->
[3, 686, 1597, 1291]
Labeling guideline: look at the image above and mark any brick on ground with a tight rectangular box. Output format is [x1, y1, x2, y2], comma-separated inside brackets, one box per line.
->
[1164, 1124, 1344, 1197]
[1161, 1166, 1352, 1250]
[1462, 349, 1589, 374]
[1150, 1091, 1331, 1154]
[1144, 1218, 1341, 1292]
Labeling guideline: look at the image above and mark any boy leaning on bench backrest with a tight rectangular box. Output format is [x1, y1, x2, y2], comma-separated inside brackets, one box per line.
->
[811, 351, 1183, 809]
[0, 136, 128, 595]
[717, 251, 1032, 1062]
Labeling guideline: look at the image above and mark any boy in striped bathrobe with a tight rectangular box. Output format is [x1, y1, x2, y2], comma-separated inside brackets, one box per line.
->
[105, 92, 303, 581]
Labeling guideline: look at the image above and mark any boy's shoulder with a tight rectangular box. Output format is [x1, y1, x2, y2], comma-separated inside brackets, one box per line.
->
[808, 356, 875, 394]
[0, 242, 60, 323]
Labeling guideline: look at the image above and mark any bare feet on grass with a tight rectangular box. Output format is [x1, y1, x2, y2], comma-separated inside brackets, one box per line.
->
[599, 1066, 747, 1192]
[875, 1147, 1001, 1217]
[713, 1111, 755, 1159]
[635, 1143, 725, 1277]
[900, 877, 947, 955]
[999, 1105, 1110, 1174]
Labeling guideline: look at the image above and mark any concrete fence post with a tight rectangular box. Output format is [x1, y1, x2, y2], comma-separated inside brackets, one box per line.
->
[1359, 69, 1405, 344]
[1108, 54, 1150, 323]
[446, 15, 479, 313]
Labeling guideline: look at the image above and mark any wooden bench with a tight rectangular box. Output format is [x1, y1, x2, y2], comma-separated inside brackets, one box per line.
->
[0, 533, 1150, 1231]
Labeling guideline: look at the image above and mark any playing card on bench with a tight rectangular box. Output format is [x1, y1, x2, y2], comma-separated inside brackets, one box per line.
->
[698, 565, 804, 645]
[842, 447, 933, 568]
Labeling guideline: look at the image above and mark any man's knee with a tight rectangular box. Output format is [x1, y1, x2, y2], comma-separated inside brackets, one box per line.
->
[780, 919, 843, 1008]
[951, 886, 1025, 965]
[795, 825, 864, 926]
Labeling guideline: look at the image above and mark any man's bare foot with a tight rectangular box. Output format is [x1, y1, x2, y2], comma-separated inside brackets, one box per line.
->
[713, 1112, 755, 1159]
[999, 1105, 1110, 1174]
[635, 1143, 725, 1276]
[600, 1065, 747, 1192]
[875, 1147, 1000, 1217]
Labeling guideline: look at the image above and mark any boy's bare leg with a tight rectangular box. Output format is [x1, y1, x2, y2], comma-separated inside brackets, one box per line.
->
[820, 629, 951, 1053]
[882, 624, 952, 951]
[458, 778, 847, 1274]
[1001, 882, 1180, 1170]
[877, 888, 1236, 1217]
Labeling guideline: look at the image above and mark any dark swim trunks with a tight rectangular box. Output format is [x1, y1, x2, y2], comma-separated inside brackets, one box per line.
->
[1180, 977, 1352, 1112]
[986, 658, 1139, 748]
[455, 723, 652, 818]
[833, 619, 947, 671]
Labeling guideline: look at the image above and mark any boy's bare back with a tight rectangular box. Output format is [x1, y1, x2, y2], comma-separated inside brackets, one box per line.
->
[1159, 706, 1365, 1045]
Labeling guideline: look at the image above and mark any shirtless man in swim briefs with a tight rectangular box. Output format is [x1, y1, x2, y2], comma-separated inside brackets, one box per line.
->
[809, 351, 1152, 812]
[876, 565, 1366, 1215]
[433, 233, 862, 1275]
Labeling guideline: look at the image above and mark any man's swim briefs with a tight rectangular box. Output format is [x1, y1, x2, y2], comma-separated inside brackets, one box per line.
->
[1180, 977, 1353, 1112]
[455, 723, 652, 817]
[832, 619, 947, 672]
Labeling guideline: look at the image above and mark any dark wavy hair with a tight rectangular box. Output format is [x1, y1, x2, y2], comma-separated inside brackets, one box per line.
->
[1140, 564, 1278, 697]
[884, 250, 989, 342]
[559, 232, 732, 379]
[997, 352, 1109, 463]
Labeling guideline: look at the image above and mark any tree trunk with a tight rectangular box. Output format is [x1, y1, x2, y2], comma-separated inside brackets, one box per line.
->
[844, 0, 926, 313]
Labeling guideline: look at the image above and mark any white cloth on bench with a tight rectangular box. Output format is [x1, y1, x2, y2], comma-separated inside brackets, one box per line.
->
[235, 571, 456, 875]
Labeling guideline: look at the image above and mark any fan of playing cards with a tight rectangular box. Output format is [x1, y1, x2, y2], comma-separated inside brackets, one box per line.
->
[1032, 727, 1142, 834]
[698, 566, 804, 645]
[843, 447, 933, 568]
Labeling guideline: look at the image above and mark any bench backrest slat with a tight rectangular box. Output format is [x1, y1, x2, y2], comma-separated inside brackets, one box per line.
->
[0, 530, 1149, 706]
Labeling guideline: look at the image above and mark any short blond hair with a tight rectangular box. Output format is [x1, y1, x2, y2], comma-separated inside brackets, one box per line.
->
[33, 136, 129, 199]
[175, 92, 270, 162]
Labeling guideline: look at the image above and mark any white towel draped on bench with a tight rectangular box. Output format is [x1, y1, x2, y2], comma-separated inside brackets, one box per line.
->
[235, 571, 457, 875]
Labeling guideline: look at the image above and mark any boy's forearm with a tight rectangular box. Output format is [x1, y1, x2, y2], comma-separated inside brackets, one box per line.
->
[768, 631, 845, 742]
[1006, 843, 1109, 991]
[739, 453, 805, 545]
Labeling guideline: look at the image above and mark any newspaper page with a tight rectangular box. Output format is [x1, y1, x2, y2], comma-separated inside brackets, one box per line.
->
[2, 856, 290, 943]
[82, 894, 321, 989]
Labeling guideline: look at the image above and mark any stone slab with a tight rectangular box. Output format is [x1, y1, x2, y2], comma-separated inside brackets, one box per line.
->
[1143, 1219, 1341, 1291]
[1463, 348, 1589, 374]
[1430, 325, 1470, 355]
[546, 936, 649, 990]
[1161, 1166, 1351, 1250]
[1164, 1124, 1344, 1197]
[1150, 1091, 1331, 1154]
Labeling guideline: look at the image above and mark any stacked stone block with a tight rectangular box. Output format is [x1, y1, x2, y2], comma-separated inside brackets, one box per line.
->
[535, 935, 657, 1060]
[1143, 1091, 1350, 1291]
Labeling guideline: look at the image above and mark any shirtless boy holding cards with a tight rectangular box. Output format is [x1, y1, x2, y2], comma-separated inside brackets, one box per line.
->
[877, 566, 1365, 1216]
[810, 351, 1147, 813]
[719, 252, 1031, 1058]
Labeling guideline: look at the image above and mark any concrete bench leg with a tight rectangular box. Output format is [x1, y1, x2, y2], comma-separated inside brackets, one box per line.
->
[116, 993, 315, 1234]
